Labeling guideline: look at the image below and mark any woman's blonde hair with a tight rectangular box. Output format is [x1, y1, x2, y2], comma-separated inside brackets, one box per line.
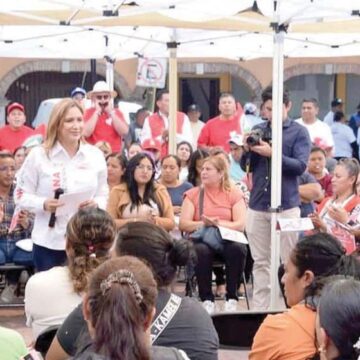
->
[203, 155, 232, 192]
[43, 98, 84, 153]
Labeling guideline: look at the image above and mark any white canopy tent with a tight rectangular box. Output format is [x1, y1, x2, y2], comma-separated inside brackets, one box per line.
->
[1, 26, 360, 59]
[1, 0, 360, 309]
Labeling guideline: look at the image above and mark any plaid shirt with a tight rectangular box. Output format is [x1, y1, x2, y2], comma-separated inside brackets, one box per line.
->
[0, 184, 33, 242]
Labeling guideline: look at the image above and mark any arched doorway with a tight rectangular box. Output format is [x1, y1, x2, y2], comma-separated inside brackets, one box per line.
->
[0, 60, 133, 126]
[6, 71, 108, 125]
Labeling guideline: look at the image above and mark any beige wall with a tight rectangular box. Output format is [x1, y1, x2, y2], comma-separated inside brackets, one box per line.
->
[1, 55, 360, 96]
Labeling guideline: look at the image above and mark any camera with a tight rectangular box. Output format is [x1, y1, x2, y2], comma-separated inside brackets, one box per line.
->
[246, 127, 272, 146]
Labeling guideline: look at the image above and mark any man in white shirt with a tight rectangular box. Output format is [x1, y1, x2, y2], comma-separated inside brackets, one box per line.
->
[295, 98, 334, 154]
[241, 102, 264, 133]
[331, 111, 357, 159]
[323, 98, 343, 126]
[141, 90, 193, 157]
[187, 104, 204, 150]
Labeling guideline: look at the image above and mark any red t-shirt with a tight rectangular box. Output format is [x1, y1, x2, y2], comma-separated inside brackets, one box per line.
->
[84, 108, 127, 152]
[0, 125, 35, 152]
[317, 173, 333, 198]
[197, 114, 242, 152]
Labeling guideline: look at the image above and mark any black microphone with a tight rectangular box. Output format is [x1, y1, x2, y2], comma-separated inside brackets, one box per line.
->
[48, 188, 64, 228]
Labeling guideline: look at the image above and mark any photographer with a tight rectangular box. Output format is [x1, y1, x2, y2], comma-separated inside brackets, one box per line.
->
[240, 86, 311, 310]
[83, 81, 128, 153]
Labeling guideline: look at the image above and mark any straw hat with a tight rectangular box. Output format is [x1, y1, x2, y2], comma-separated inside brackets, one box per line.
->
[87, 81, 117, 99]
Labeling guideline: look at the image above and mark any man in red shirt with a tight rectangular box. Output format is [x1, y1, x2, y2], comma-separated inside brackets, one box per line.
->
[83, 81, 129, 152]
[0, 103, 35, 153]
[197, 93, 243, 152]
[140, 90, 193, 158]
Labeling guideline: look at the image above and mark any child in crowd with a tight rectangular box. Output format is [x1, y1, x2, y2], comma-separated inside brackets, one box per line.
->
[307, 146, 332, 204]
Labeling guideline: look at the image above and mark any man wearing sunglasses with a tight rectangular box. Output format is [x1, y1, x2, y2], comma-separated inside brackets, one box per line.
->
[83, 81, 129, 152]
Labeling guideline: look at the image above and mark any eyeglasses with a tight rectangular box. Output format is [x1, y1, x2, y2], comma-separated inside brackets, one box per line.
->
[136, 164, 154, 172]
[96, 95, 110, 101]
[0, 166, 16, 172]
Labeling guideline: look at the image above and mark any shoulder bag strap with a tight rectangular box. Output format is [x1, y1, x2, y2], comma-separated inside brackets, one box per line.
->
[199, 187, 204, 218]
[150, 293, 182, 344]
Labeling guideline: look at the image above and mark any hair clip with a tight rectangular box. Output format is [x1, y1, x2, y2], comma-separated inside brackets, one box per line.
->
[100, 269, 143, 303]
[88, 244, 96, 258]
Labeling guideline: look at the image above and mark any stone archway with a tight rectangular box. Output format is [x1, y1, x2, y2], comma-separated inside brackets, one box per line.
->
[0, 59, 133, 125]
[0, 59, 132, 101]
[178, 62, 263, 100]
[284, 63, 360, 82]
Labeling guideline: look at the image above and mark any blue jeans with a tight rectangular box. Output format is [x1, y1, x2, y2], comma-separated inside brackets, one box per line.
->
[33, 243, 67, 272]
[0, 240, 33, 284]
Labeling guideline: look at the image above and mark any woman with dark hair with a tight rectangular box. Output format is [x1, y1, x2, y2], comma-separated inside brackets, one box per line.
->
[127, 142, 142, 160]
[107, 152, 174, 231]
[177, 141, 193, 182]
[47, 222, 218, 360]
[13, 146, 26, 173]
[159, 155, 193, 216]
[73, 256, 189, 360]
[105, 152, 127, 189]
[25, 208, 115, 340]
[250, 233, 360, 360]
[309, 158, 360, 253]
[187, 148, 209, 186]
[316, 278, 360, 360]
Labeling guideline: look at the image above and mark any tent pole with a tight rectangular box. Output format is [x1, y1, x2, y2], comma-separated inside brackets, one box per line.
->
[90, 59, 97, 87]
[105, 57, 114, 92]
[168, 40, 178, 155]
[270, 28, 285, 310]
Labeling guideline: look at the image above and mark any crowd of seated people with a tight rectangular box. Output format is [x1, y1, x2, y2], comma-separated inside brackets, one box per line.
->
[2, 86, 360, 360]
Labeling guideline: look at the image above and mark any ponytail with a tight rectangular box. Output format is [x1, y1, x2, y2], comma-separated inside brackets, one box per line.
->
[86, 257, 158, 360]
[91, 284, 150, 360]
[66, 208, 116, 293]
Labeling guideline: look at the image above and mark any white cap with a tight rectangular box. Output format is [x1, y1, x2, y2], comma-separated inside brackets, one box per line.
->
[228, 134, 243, 146]
[244, 102, 257, 114]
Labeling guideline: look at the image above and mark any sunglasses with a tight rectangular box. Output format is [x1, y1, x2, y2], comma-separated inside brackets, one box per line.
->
[96, 95, 110, 101]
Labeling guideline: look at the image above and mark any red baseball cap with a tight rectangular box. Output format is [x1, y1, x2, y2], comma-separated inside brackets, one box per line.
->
[7, 102, 25, 115]
[141, 138, 161, 152]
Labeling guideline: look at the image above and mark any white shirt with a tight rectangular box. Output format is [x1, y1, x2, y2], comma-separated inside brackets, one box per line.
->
[190, 120, 204, 149]
[331, 122, 356, 158]
[241, 114, 265, 133]
[295, 118, 334, 148]
[179, 166, 189, 182]
[141, 111, 193, 145]
[25, 266, 82, 339]
[323, 111, 334, 126]
[15, 142, 108, 250]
